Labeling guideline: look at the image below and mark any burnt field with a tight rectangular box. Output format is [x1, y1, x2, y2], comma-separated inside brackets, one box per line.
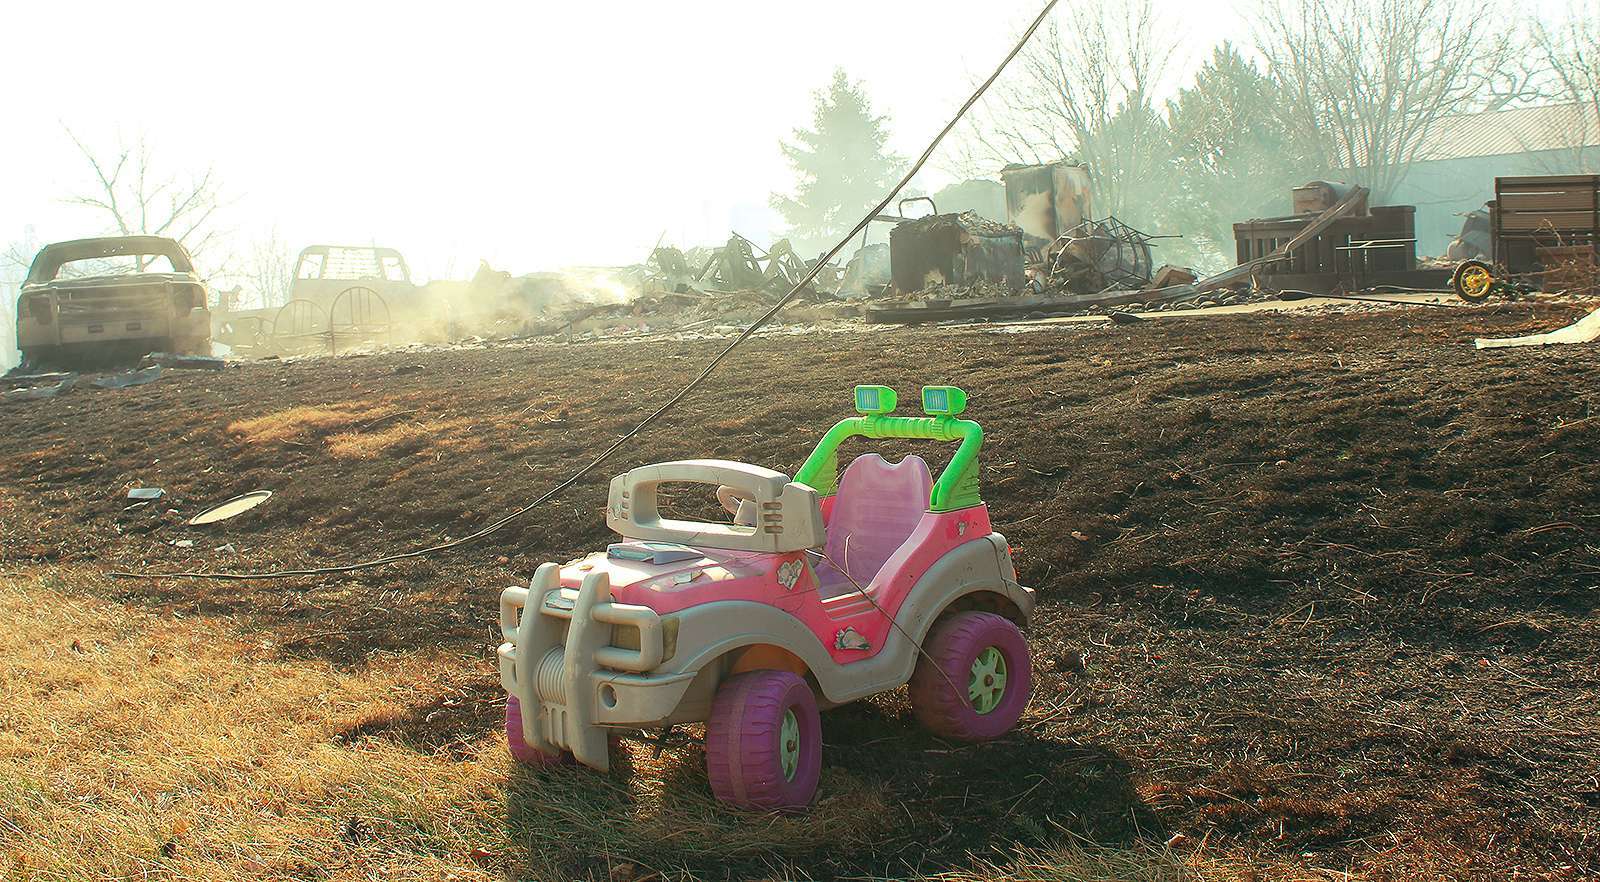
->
[2, 302, 1598, 881]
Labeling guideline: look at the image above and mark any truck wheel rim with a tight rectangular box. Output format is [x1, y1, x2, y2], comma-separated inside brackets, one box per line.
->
[779, 709, 801, 781]
[1460, 265, 1492, 297]
[969, 647, 1007, 714]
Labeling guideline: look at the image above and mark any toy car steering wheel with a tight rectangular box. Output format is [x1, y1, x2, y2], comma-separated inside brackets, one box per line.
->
[716, 485, 758, 526]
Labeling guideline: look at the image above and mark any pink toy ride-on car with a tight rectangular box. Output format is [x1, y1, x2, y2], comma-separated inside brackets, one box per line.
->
[495, 384, 1035, 810]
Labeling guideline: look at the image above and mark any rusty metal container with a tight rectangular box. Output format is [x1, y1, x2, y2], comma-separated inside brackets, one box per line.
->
[1292, 181, 1369, 216]
[1000, 161, 1094, 245]
[889, 211, 1025, 293]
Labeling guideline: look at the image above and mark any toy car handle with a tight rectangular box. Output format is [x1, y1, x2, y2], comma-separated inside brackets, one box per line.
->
[618, 459, 791, 503]
[608, 459, 824, 553]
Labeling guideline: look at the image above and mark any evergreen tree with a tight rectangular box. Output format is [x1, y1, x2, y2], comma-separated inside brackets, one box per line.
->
[771, 69, 905, 253]
[1165, 42, 1319, 267]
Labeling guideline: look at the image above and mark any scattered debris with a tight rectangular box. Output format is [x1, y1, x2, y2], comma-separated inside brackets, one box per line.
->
[1475, 307, 1600, 349]
[838, 243, 891, 297]
[141, 352, 227, 371]
[1186, 184, 1374, 297]
[2, 371, 75, 387]
[1049, 216, 1162, 293]
[1490, 175, 1599, 282]
[1226, 183, 1442, 294]
[1000, 160, 1094, 249]
[126, 487, 165, 500]
[91, 365, 164, 389]
[1446, 207, 1492, 261]
[1292, 180, 1369, 216]
[2, 374, 78, 400]
[187, 490, 274, 526]
[1449, 259, 1533, 303]
[1150, 265, 1197, 288]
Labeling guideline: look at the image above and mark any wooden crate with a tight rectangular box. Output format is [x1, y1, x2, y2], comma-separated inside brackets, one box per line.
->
[1491, 175, 1600, 273]
[1234, 205, 1416, 277]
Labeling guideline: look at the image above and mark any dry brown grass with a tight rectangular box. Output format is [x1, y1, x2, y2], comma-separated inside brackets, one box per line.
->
[0, 569, 504, 881]
[227, 404, 385, 446]
[326, 417, 481, 460]
[0, 570, 1206, 881]
[14, 309, 1592, 878]
[226, 404, 482, 462]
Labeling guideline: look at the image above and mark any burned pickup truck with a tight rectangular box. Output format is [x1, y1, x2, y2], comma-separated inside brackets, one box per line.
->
[14, 236, 211, 368]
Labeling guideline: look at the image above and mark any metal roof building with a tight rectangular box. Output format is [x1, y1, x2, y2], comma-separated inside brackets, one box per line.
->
[1419, 102, 1600, 162]
[1387, 102, 1600, 255]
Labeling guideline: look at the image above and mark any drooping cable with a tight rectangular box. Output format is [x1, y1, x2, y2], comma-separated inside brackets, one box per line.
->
[111, 0, 1060, 582]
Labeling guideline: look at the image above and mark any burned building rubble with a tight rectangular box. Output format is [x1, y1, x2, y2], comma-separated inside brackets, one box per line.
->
[888, 210, 1026, 294]
[1000, 160, 1094, 250]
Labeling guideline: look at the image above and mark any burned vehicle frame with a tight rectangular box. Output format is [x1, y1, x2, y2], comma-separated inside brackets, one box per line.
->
[14, 236, 211, 368]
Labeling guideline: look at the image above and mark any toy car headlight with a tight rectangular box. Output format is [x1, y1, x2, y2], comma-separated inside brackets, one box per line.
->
[609, 617, 678, 664]
[854, 385, 897, 415]
[921, 385, 967, 416]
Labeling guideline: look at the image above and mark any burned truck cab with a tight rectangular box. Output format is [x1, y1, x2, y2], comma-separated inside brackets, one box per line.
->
[15, 236, 211, 368]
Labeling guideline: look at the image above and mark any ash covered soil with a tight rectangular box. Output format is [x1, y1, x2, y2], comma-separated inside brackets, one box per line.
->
[3, 303, 1599, 879]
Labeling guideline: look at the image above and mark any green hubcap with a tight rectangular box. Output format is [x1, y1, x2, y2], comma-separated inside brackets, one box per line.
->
[968, 647, 1008, 714]
[779, 709, 800, 781]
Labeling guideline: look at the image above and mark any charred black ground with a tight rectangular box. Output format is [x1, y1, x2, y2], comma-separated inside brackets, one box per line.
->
[3, 302, 1597, 880]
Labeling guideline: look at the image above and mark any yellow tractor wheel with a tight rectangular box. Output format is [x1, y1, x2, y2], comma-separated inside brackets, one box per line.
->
[1452, 259, 1497, 303]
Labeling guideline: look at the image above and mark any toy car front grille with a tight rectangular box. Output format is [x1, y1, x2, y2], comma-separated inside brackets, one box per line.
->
[534, 646, 566, 704]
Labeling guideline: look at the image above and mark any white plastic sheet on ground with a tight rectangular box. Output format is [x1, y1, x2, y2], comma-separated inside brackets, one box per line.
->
[1475, 307, 1600, 349]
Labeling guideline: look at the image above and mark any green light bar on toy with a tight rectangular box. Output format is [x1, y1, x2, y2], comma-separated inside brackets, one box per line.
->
[921, 385, 967, 416]
[796, 383, 985, 511]
[854, 385, 897, 415]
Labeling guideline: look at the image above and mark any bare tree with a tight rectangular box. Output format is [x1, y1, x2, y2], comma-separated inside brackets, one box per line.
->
[2, 227, 41, 282]
[1475, 51, 1553, 112]
[955, 0, 1179, 221]
[1529, 14, 1600, 171]
[241, 229, 295, 309]
[0, 229, 33, 371]
[0, 299, 14, 370]
[63, 127, 227, 269]
[1254, 0, 1513, 200]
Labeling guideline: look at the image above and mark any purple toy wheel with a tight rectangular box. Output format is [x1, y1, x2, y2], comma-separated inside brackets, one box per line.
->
[909, 611, 1032, 740]
[505, 695, 568, 767]
[706, 670, 822, 811]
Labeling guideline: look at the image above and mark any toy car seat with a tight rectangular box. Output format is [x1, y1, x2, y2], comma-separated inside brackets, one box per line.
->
[814, 454, 932, 598]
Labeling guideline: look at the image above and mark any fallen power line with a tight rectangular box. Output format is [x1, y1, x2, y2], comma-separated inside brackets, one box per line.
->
[111, 0, 1062, 582]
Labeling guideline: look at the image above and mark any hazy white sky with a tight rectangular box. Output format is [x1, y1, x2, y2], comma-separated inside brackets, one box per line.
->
[1, 0, 1249, 282]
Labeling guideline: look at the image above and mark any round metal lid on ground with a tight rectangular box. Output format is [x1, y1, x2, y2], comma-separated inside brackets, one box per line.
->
[187, 491, 273, 526]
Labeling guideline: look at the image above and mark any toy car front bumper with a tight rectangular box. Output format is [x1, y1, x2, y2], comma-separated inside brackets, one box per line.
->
[497, 563, 693, 771]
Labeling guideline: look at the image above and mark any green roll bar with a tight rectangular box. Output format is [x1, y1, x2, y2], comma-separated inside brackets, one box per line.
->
[793, 386, 984, 512]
